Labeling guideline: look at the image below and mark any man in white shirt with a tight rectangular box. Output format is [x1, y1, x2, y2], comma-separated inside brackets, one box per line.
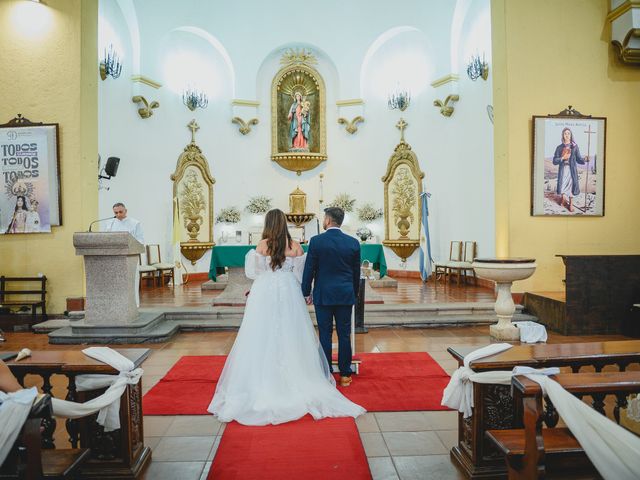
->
[104, 202, 144, 306]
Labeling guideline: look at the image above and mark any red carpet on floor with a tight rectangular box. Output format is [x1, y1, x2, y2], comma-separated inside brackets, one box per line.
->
[143, 352, 450, 414]
[207, 416, 371, 480]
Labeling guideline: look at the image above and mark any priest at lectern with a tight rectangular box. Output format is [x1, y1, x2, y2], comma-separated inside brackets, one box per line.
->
[104, 202, 145, 306]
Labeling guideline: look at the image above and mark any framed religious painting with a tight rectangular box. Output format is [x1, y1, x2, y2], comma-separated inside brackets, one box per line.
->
[0, 114, 62, 234]
[531, 107, 606, 216]
[271, 48, 327, 175]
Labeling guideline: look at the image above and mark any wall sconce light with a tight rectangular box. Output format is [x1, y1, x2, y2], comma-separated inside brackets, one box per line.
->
[182, 86, 209, 111]
[466, 53, 489, 81]
[388, 85, 411, 111]
[99, 44, 123, 81]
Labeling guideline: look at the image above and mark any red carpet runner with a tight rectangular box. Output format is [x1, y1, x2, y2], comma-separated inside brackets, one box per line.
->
[207, 416, 370, 480]
[143, 352, 450, 414]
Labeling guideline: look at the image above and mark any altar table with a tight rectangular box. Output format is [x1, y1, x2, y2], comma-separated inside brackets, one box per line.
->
[208, 243, 387, 281]
[446, 340, 640, 478]
[7, 348, 151, 479]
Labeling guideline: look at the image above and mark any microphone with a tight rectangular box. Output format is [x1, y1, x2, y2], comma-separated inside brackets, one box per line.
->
[88, 216, 116, 232]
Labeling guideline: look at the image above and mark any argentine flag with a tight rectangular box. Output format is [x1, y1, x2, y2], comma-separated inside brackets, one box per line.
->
[419, 191, 433, 281]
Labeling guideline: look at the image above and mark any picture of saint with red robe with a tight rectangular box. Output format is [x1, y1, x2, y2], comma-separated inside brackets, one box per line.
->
[287, 91, 311, 152]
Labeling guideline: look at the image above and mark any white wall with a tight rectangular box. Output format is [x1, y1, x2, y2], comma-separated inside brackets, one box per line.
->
[98, 0, 495, 273]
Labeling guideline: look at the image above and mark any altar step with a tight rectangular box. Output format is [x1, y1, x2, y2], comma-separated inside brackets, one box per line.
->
[39, 303, 537, 343]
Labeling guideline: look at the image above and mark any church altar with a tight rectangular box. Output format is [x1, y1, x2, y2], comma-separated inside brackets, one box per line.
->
[208, 244, 388, 281]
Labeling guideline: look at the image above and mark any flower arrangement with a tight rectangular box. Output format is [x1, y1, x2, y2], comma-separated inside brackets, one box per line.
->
[215, 206, 241, 224]
[356, 227, 372, 242]
[245, 196, 272, 214]
[327, 193, 356, 213]
[357, 203, 383, 222]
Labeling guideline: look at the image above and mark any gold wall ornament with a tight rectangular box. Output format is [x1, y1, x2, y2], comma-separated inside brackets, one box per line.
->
[131, 95, 159, 119]
[171, 120, 216, 263]
[381, 123, 424, 262]
[337, 116, 364, 134]
[433, 95, 459, 117]
[280, 48, 318, 67]
[272, 51, 327, 175]
[232, 117, 259, 135]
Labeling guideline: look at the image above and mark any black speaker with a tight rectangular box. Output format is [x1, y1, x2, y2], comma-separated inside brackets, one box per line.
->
[105, 157, 120, 177]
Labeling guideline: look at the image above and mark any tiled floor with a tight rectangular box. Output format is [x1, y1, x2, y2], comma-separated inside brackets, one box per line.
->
[139, 277, 497, 308]
[1, 326, 633, 480]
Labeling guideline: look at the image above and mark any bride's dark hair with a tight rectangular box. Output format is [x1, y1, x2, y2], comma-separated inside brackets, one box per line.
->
[262, 209, 292, 271]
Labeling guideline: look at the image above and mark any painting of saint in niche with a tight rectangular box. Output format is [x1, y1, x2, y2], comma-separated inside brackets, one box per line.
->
[276, 70, 321, 154]
[531, 115, 606, 216]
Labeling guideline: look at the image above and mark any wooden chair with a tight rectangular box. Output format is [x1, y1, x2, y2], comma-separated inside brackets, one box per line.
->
[138, 254, 157, 289]
[0, 394, 90, 480]
[446, 241, 477, 286]
[486, 371, 640, 479]
[146, 244, 174, 287]
[0, 276, 47, 324]
[435, 241, 462, 283]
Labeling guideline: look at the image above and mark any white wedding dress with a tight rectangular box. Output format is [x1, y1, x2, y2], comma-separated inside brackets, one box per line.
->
[207, 250, 365, 425]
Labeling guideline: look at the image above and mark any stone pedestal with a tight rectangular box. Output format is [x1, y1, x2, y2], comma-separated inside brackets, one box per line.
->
[73, 232, 144, 325]
[472, 258, 537, 342]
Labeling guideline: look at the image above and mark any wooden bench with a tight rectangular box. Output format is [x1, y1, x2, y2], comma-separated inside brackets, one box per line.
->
[486, 371, 640, 479]
[0, 276, 47, 327]
[0, 394, 90, 480]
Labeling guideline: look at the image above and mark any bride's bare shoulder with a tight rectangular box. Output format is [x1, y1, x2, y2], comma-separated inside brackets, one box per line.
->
[289, 240, 304, 257]
[256, 239, 269, 255]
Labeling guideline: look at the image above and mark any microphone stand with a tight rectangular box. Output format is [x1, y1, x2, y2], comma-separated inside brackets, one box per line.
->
[88, 216, 116, 232]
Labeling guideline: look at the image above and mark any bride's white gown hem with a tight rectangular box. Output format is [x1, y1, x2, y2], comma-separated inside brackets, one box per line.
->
[207, 251, 365, 426]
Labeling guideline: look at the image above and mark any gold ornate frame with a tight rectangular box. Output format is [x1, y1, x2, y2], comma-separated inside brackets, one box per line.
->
[381, 138, 424, 262]
[271, 54, 327, 175]
[170, 140, 216, 264]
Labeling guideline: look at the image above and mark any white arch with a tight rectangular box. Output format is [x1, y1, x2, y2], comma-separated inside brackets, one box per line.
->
[450, 0, 472, 73]
[172, 26, 236, 96]
[115, 0, 140, 73]
[359, 26, 420, 97]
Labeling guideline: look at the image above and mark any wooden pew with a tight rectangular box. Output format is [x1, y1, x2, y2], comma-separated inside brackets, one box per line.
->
[485, 371, 640, 479]
[6, 349, 151, 480]
[447, 340, 640, 479]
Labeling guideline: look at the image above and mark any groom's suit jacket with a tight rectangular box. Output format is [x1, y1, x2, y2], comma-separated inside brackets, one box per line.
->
[301, 228, 361, 305]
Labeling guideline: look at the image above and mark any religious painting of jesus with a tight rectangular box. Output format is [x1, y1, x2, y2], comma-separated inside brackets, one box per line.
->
[531, 112, 606, 216]
[271, 48, 327, 175]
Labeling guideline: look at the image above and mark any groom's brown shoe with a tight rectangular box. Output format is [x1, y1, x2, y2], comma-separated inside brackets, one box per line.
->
[339, 376, 352, 387]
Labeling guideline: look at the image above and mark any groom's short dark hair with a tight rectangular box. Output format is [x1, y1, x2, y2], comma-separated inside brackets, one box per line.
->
[324, 207, 344, 226]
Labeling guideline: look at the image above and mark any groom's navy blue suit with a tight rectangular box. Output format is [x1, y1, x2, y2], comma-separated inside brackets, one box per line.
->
[301, 228, 361, 376]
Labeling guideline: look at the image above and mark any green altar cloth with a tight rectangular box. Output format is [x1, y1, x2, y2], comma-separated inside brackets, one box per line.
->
[208, 243, 387, 281]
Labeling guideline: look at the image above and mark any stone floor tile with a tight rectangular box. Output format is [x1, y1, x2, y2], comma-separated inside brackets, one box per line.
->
[356, 412, 380, 433]
[168, 415, 222, 437]
[143, 416, 174, 436]
[141, 461, 205, 480]
[368, 457, 400, 480]
[153, 436, 216, 462]
[375, 412, 432, 432]
[435, 430, 458, 450]
[360, 432, 390, 457]
[422, 411, 458, 430]
[393, 455, 465, 480]
[383, 431, 448, 456]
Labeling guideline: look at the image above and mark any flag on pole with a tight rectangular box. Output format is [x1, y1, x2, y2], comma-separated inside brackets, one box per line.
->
[419, 190, 433, 281]
[172, 197, 184, 285]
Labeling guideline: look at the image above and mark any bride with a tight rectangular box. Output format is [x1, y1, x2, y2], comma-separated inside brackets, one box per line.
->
[208, 209, 365, 426]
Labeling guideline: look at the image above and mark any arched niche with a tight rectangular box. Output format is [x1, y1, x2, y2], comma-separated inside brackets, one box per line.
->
[170, 131, 216, 264]
[381, 129, 424, 262]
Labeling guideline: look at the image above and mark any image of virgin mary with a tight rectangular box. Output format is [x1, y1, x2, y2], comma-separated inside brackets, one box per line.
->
[287, 91, 311, 151]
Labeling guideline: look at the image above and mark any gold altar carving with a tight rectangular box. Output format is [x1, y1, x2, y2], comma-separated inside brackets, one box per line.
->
[286, 187, 315, 226]
[170, 120, 216, 264]
[337, 116, 365, 134]
[271, 48, 327, 175]
[381, 118, 424, 261]
[232, 117, 259, 135]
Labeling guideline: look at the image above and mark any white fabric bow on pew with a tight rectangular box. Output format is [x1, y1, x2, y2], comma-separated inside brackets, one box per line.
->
[51, 347, 143, 432]
[521, 368, 640, 480]
[0, 387, 38, 465]
[441, 343, 558, 418]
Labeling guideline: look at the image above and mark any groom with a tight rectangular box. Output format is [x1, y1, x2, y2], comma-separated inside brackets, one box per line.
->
[302, 207, 361, 387]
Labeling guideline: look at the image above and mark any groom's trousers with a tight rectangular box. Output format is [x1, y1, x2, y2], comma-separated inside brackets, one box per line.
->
[315, 304, 352, 376]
